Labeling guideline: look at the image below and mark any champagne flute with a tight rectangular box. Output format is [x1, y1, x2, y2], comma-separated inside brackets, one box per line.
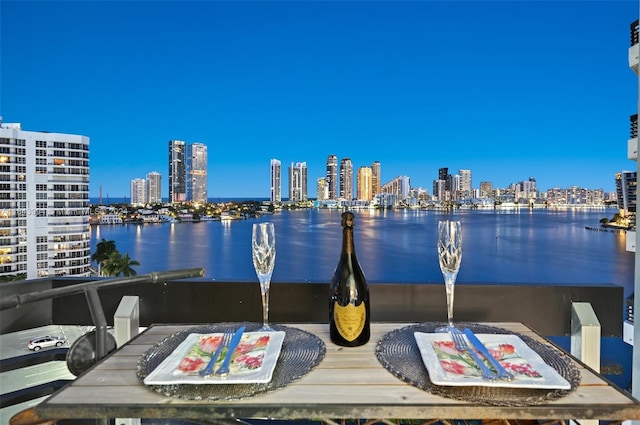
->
[436, 220, 462, 332]
[252, 222, 276, 331]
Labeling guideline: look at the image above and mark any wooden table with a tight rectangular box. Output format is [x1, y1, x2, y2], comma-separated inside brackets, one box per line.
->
[15, 323, 640, 423]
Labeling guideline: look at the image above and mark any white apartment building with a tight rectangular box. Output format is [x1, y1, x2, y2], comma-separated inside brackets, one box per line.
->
[288, 162, 307, 202]
[130, 178, 146, 206]
[146, 171, 162, 204]
[433, 179, 447, 202]
[518, 177, 538, 200]
[458, 169, 472, 198]
[339, 158, 353, 201]
[381, 175, 411, 201]
[270, 159, 281, 202]
[0, 121, 91, 280]
[326, 155, 338, 200]
[451, 174, 461, 199]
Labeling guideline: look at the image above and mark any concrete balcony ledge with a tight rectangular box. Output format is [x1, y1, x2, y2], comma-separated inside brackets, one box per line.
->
[627, 229, 636, 253]
[628, 137, 638, 160]
[629, 43, 639, 74]
[623, 319, 634, 346]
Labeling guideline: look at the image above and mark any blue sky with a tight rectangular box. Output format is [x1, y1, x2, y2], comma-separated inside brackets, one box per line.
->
[2, 1, 638, 199]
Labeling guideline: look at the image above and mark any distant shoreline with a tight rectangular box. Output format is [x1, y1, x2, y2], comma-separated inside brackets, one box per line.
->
[89, 197, 270, 205]
[585, 225, 627, 233]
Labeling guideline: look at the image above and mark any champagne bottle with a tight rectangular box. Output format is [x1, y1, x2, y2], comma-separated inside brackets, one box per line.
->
[329, 211, 370, 346]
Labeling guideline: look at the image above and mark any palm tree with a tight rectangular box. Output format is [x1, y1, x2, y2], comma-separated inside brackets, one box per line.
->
[91, 238, 116, 276]
[119, 253, 140, 277]
[101, 251, 123, 277]
[102, 251, 140, 277]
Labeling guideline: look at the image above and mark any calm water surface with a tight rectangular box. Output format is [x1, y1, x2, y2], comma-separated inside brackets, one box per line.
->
[90, 208, 635, 297]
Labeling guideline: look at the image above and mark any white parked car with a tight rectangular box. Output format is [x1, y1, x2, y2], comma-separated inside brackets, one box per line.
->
[27, 335, 67, 351]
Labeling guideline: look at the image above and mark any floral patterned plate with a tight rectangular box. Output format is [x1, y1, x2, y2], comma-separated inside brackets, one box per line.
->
[414, 332, 571, 389]
[143, 331, 286, 385]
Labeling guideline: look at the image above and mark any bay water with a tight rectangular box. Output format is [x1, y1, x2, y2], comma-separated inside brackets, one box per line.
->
[90, 208, 635, 298]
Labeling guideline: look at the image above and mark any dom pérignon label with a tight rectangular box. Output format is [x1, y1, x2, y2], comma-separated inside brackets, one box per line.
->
[329, 211, 370, 346]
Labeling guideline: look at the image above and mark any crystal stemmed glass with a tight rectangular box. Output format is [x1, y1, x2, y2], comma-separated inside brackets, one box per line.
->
[436, 220, 462, 332]
[252, 222, 276, 331]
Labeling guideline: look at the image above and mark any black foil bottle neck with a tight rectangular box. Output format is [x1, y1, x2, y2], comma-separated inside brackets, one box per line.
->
[341, 211, 355, 255]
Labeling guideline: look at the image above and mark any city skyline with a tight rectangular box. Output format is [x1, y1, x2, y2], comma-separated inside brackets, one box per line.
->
[111, 154, 617, 203]
[2, 1, 638, 198]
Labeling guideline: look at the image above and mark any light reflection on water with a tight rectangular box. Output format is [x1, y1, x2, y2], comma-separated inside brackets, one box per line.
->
[89, 208, 634, 297]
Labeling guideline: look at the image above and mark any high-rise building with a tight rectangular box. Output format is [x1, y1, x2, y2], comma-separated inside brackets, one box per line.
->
[270, 159, 281, 203]
[288, 162, 308, 202]
[459, 169, 472, 198]
[547, 186, 605, 206]
[146, 171, 162, 204]
[340, 158, 353, 200]
[169, 140, 186, 203]
[371, 161, 381, 195]
[0, 122, 91, 280]
[519, 177, 537, 200]
[479, 181, 493, 198]
[433, 179, 447, 201]
[625, 16, 638, 396]
[381, 176, 411, 200]
[326, 155, 338, 200]
[438, 167, 450, 191]
[357, 166, 373, 201]
[130, 178, 146, 206]
[187, 143, 207, 204]
[451, 174, 462, 199]
[410, 187, 430, 201]
[616, 171, 637, 219]
[316, 177, 328, 201]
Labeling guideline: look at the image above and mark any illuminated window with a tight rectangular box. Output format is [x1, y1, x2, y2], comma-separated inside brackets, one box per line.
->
[54, 158, 65, 165]
[0, 247, 12, 264]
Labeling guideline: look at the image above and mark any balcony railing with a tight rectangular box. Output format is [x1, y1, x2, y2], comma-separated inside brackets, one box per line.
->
[1, 275, 624, 337]
[0, 271, 630, 419]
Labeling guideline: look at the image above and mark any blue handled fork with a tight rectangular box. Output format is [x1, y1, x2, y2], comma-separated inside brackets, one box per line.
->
[450, 328, 497, 381]
[199, 330, 233, 378]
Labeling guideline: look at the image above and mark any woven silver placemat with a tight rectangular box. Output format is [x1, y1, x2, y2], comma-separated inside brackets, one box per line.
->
[375, 322, 581, 406]
[137, 322, 326, 400]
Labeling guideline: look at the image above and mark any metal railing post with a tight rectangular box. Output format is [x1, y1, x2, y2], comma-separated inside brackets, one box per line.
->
[84, 287, 109, 359]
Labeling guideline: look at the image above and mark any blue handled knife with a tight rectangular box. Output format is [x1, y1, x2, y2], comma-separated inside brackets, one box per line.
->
[463, 328, 514, 381]
[214, 326, 246, 377]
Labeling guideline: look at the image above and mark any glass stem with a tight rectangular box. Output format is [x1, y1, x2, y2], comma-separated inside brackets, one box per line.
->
[444, 275, 456, 328]
[261, 286, 270, 328]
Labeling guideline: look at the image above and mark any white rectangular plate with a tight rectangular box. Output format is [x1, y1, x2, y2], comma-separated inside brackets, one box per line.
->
[144, 331, 285, 385]
[414, 332, 571, 389]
